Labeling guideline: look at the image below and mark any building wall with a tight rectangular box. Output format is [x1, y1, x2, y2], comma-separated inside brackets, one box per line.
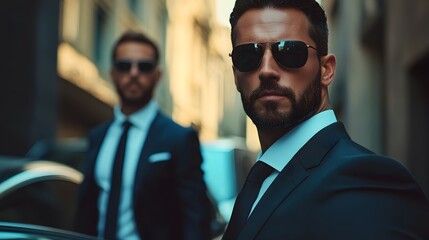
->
[166, 0, 245, 141]
[325, 0, 384, 153]
[0, 0, 60, 156]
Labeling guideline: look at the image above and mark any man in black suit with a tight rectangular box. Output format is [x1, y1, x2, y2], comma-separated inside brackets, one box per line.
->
[222, 0, 429, 239]
[75, 31, 212, 240]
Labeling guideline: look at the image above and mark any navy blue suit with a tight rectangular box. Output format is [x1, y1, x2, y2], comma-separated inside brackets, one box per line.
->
[75, 112, 212, 240]
[223, 122, 429, 240]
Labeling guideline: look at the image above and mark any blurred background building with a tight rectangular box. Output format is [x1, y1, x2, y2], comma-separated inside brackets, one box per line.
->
[0, 0, 246, 151]
[0, 0, 428, 229]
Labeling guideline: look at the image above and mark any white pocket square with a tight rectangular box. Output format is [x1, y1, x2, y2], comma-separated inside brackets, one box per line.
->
[149, 152, 171, 163]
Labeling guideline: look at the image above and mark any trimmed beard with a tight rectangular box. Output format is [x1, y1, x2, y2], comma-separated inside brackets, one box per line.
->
[241, 69, 322, 130]
[115, 78, 155, 109]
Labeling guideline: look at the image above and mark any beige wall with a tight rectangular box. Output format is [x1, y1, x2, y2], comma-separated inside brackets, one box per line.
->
[165, 0, 245, 141]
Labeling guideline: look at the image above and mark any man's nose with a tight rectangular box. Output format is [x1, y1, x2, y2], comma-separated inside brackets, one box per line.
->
[129, 63, 139, 76]
[259, 49, 280, 81]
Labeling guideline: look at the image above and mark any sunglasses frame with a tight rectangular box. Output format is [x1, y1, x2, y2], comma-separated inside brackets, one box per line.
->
[113, 59, 157, 73]
[229, 40, 319, 72]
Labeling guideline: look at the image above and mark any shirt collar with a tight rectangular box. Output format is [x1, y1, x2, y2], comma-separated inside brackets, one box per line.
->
[258, 110, 337, 172]
[113, 100, 159, 130]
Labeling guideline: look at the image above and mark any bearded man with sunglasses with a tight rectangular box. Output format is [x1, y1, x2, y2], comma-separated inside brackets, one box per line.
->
[222, 0, 429, 239]
[75, 31, 212, 240]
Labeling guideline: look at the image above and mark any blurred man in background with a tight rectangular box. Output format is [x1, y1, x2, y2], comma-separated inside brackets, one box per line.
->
[75, 31, 212, 240]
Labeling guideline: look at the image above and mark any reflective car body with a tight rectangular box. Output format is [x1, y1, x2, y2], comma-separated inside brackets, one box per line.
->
[0, 157, 82, 231]
[0, 222, 96, 240]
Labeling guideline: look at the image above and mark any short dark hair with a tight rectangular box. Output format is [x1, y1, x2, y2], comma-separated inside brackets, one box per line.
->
[229, 0, 328, 56]
[111, 30, 160, 65]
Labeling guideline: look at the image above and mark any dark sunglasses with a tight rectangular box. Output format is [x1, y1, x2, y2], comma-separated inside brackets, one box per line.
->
[114, 59, 156, 73]
[230, 40, 319, 72]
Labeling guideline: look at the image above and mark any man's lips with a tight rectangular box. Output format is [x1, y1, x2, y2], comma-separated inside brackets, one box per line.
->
[256, 91, 287, 100]
[125, 82, 141, 90]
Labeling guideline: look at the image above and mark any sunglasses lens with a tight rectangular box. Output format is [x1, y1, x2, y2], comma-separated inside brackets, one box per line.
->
[114, 60, 156, 73]
[138, 61, 156, 72]
[231, 43, 264, 72]
[114, 61, 132, 72]
[273, 41, 308, 68]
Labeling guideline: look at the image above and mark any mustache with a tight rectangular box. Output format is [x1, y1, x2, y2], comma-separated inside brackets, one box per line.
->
[122, 77, 142, 89]
[128, 76, 139, 84]
[249, 81, 296, 103]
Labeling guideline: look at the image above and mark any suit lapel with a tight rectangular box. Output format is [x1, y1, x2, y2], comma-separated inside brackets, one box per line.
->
[85, 121, 111, 177]
[238, 122, 350, 240]
[237, 157, 309, 240]
[133, 112, 165, 195]
[76, 122, 111, 235]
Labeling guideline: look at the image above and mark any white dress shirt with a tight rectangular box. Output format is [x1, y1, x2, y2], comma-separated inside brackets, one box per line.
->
[249, 110, 337, 215]
[95, 100, 158, 240]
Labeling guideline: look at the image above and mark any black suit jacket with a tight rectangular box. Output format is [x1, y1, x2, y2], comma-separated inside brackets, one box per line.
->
[75, 111, 212, 240]
[223, 122, 429, 240]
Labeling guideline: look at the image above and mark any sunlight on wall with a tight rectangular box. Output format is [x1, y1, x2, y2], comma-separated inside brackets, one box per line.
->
[57, 43, 118, 107]
[216, 0, 235, 27]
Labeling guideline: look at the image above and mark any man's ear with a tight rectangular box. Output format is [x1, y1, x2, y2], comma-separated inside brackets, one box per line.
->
[320, 54, 336, 87]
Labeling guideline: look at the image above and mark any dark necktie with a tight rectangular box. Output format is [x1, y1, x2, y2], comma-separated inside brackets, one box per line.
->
[104, 121, 132, 240]
[223, 161, 274, 240]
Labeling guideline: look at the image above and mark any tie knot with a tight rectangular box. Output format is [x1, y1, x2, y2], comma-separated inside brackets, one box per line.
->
[122, 120, 132, 130]
[246, 161, 274, 184]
